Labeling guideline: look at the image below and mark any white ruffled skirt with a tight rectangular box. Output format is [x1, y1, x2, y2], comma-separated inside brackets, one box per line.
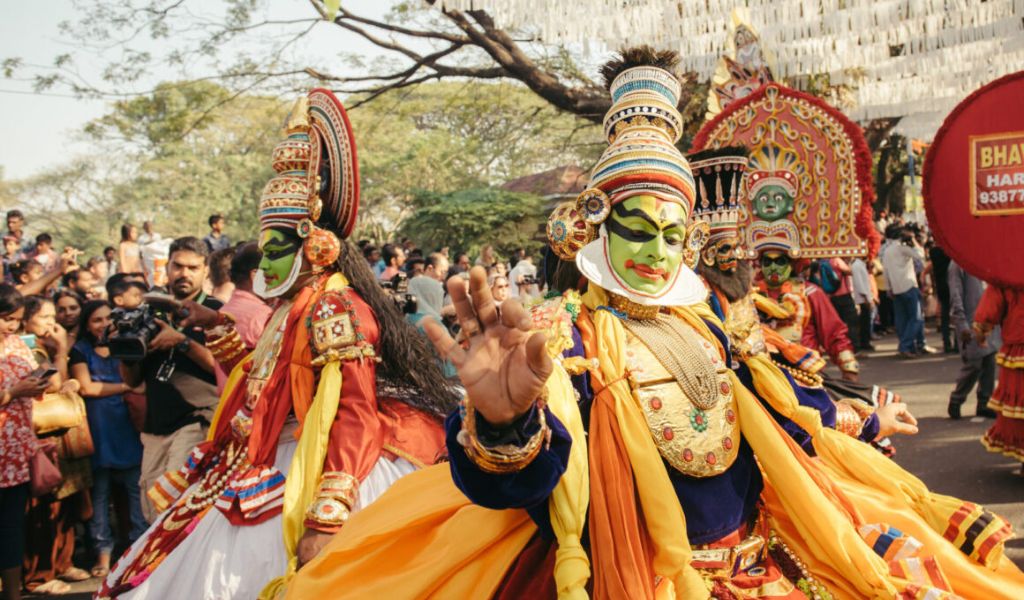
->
[105, 436, 416, 600]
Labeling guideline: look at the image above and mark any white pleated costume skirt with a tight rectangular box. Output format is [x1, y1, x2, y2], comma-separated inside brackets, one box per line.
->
[104, 434, 416, 600]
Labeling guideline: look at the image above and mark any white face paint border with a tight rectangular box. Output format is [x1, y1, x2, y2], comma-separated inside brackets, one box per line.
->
[575, 226, 708, 307]
[253, 250, 305, 300]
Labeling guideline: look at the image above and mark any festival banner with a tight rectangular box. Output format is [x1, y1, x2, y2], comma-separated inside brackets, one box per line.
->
[970, 131, 1024, 216]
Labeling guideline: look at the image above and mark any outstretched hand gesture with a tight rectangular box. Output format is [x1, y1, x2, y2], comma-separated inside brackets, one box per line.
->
[423, 266, 552, 427]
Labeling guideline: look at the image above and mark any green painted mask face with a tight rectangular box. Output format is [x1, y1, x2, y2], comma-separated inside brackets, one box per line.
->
[606, 195, 687, 296]
[258, 228, 303, 296]
[759, 251, 792, 288]
[751, 184, 795, 222]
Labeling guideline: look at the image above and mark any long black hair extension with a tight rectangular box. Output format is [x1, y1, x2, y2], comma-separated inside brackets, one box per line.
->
[335, 240, 459, 417]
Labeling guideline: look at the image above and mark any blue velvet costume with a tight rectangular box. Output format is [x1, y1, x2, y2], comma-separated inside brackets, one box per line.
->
[447, 318, 880, 546]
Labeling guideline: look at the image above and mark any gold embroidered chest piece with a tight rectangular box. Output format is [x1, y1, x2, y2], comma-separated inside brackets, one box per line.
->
[623, 315, 740, 478]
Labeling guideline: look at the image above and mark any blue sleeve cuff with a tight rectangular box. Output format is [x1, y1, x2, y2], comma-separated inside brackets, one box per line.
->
[475, 405, 542, 448]
[858, 412, 881, 443]
[445, 407, 571, 511]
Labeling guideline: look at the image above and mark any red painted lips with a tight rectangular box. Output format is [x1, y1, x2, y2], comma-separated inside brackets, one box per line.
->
[624, 259, 668, 281]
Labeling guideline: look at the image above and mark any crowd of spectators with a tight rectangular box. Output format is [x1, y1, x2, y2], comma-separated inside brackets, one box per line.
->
[0, 210, 247, 599]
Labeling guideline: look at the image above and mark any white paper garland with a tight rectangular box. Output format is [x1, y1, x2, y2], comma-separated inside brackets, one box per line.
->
[435, 0, 1024, 139]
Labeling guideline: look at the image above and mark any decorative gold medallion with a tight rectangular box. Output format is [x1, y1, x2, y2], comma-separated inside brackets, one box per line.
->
[623, 316, 740, 478]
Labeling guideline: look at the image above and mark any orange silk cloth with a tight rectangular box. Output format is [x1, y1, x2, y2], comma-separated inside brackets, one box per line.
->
[285, 465, 536, 600]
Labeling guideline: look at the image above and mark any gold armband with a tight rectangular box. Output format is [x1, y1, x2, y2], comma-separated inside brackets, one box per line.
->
[458, 395, 550, 474]
[305, 472, 360, 527]
[833, 401, 865, 438]
[837, 349, 859, 374]
[206, 316, 247, 364]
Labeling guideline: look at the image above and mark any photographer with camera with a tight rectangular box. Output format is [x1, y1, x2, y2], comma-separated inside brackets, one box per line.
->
[118, 237, 222, 522]
[881, 224, 932, 358]
[508, 253, 539, 299]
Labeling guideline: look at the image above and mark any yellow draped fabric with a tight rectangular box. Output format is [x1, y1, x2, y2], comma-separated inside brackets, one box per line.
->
[741, 352, 1024, 597]
[285, 464, 536, 600]
[545, 360, 592, 599]
[585, 287, 707, 599]
[282, 286, 1024, 600]
[259, 273, 348, 599]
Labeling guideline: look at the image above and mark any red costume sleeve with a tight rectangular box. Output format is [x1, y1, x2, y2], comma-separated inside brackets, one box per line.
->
[805, 285, 855, 363]
[974, 285, 1008, 328]
[302, 288, 387, 533]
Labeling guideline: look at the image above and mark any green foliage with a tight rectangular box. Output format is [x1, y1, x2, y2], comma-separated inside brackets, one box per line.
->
[11, 79, 602, 255]
[341, 81, 602, 237]
[17, 81, 287, 253]
[399, 187, 549, 258]
[10, 160, 123, 257]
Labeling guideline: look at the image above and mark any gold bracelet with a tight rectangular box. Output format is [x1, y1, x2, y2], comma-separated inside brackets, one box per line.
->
[837, 349, 859, 374]
[833, 401, 865, 438]
[207, 328, 247, 363]
[459, 395, 550, 474]
[305, 471, 360, 527]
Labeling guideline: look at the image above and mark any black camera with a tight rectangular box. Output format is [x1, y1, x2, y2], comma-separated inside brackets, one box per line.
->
[107, 304, 163, 361]
[381, 273, 418, 315]
[520, 274, 541, 286]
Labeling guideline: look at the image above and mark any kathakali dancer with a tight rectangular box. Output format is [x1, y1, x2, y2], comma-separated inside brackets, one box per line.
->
[692, 81, 901, 421]
[285, 49, 1024, 600]
[97, 89, 453, 599]
[687, 146, 905, 453]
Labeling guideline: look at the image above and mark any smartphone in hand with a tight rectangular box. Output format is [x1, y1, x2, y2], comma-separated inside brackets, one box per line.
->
[30, 366, 59, 380]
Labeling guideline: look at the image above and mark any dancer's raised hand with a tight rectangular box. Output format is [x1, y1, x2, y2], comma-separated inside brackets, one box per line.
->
[423, 266, 552, 427]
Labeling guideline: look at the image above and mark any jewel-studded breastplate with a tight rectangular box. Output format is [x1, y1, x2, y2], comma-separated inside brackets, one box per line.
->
[623, 315, 740, 478]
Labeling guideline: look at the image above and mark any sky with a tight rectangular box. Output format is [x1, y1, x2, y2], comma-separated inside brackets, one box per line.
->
[0, 0, 392, 181]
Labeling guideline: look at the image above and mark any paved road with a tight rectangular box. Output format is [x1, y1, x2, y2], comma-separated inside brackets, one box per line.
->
[857, 330, 1024, 569]
[25, 333, 1024, 598]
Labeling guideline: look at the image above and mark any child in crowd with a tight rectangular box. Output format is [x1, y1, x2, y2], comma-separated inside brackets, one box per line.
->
[106, 275, 148, 310]
[2, 236, 22, 283]
[10, 259, 44, 289]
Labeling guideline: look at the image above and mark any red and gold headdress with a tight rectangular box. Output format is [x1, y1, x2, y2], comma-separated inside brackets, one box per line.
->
[693, 83, 879, 260]
[259, 88, 359, 270]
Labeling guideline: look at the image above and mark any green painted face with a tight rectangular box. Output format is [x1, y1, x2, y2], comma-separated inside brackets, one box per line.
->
[258, 228, 303, 295]
[759, 251, 792, 288]
[751, 184, 795, 222]
[607, 195, 687, 295]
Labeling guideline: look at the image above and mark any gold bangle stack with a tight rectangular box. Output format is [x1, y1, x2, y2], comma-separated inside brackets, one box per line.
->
[833, 401, 865, 438]
[207, 327, 247, 364]
[459, 396, 550, 474]
[836, 349, 859, 374]
[305, 471, 359, 527]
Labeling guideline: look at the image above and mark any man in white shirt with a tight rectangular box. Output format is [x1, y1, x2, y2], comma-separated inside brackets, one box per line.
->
[139, 221, 168, 287]
[851, 257, 875, 352]
[507, 255, 538, 299]
[881, 226, 929, 357]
